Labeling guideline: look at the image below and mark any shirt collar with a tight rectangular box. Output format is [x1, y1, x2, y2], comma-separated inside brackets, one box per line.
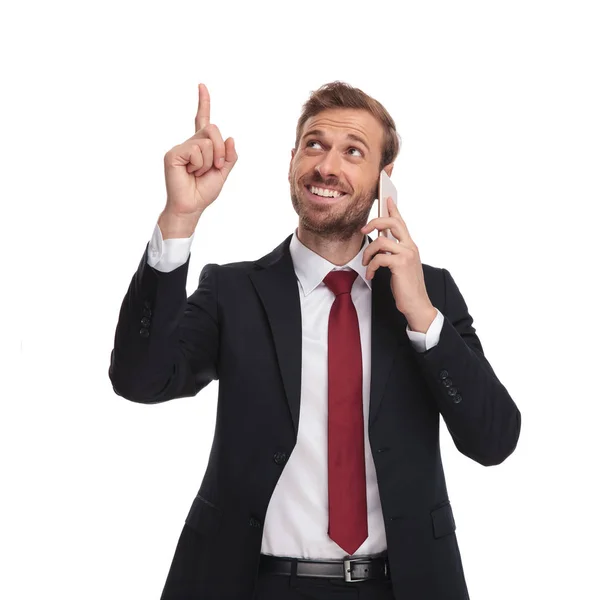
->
[289, 228, 372, 296]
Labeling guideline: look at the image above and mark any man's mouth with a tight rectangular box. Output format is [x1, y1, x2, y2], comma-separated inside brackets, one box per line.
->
[304, 184, 348, 202]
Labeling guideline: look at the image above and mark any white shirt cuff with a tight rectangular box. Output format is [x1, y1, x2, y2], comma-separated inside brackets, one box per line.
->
[146, 222, 194, 273]
[406, 307, 444, 352]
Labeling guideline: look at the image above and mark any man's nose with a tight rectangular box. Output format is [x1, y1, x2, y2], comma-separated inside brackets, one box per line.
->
[316, 150, 342, 179]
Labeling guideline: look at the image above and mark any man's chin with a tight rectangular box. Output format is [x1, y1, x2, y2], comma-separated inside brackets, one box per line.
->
[298, 213, 362, 241]
[291, 187, 369, 240]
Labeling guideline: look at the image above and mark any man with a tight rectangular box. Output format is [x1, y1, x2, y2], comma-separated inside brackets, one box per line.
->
[109, 81, 521, 600]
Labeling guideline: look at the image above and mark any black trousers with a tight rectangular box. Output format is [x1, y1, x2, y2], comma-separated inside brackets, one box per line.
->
[254, 566, 396, 600]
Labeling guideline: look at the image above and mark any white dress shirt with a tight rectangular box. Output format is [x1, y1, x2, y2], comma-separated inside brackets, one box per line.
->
[147, 222, 444, 558]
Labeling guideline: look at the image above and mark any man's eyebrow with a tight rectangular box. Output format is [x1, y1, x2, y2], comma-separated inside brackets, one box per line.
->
[346, 133, 370, 152]
[302, 129, 370, 152]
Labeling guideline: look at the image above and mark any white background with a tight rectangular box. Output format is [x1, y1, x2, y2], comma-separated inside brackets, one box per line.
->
[3, 0, 599, 598]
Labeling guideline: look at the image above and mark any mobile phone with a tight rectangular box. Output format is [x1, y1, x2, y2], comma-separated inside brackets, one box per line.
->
[377, 169, 398, 241]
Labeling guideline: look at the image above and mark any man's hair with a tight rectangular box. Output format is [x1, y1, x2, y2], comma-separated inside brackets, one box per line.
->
[294, 81, 400, 171]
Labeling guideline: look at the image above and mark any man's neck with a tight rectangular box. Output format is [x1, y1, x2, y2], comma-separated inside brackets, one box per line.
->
[296, 226, 365, 267]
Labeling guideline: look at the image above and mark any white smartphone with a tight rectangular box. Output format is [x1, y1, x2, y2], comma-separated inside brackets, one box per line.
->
[377, 169, 398, 241]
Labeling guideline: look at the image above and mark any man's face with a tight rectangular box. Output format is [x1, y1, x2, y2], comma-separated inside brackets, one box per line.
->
[289, 108, 389, 242]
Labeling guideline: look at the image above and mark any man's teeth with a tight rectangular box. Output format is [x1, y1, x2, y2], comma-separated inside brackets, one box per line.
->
[310, 186, 344, 198]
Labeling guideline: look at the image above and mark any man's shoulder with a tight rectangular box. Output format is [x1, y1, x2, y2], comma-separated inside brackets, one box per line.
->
[213, 259, 261, 274]
[422, 261, 445, 279]
[206, 234, 293, 275]
[421, 262, 447, 302]
[197, 260, 260, 286]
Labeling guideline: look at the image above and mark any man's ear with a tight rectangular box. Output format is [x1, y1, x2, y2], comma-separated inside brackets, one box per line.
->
[383, 163, 394, 178]
[288, 148, 296, 183]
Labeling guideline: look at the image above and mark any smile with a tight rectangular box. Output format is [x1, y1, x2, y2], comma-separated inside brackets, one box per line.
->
[304, 185, 348, 203]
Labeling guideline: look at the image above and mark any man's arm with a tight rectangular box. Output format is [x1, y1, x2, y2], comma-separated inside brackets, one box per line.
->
[411, 268, 522, 466]
[108, 82, 237, 404]
[108, 226, 220, 404]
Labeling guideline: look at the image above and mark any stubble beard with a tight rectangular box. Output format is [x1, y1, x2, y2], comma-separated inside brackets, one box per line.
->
[290, 175, 378, 243]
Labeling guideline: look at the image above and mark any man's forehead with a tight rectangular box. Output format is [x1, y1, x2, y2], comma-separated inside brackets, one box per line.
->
[302, 108, 383, 141]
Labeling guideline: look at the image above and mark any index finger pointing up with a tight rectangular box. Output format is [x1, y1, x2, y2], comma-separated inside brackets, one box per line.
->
[195, 83, 210, 132]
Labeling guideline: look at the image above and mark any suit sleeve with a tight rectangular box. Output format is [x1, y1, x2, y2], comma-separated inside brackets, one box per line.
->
[108, 243, 220, 404]
[411, 267, 522, 466]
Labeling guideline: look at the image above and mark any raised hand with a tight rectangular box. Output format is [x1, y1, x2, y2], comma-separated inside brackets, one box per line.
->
[163, 84, 238, 219]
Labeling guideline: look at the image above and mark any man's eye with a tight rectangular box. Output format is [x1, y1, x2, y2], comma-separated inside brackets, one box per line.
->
[307, 140, 322, 149]
[348, 147, 362, 157]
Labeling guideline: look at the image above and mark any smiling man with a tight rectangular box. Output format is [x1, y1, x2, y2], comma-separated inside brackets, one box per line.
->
[109, 81, 521, 600]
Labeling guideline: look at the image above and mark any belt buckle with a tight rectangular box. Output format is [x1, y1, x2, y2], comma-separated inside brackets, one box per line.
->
[343, 557, 371, 582]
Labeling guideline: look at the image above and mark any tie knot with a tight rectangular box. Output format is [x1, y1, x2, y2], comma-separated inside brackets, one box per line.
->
[323, 269, 358, 296]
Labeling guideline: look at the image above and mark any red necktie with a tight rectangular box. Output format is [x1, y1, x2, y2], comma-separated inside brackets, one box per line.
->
[323, 269, 368, 556]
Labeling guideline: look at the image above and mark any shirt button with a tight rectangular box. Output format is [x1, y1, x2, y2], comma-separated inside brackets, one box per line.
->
[140, 328, 150, 338]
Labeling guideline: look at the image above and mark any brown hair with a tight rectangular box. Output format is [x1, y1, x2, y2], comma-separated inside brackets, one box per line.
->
[294, 81, 400, 171]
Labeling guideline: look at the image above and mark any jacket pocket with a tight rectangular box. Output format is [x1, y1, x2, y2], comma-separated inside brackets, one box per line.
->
[184, 494, 223, 536]
[430, 501, 456, 539]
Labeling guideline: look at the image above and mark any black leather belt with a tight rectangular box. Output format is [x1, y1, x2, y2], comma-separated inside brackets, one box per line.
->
[259, 553, 390, 582]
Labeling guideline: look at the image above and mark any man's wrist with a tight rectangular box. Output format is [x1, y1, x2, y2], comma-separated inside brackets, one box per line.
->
[405, 305, 438, 333]
[157, 209, 202, 239]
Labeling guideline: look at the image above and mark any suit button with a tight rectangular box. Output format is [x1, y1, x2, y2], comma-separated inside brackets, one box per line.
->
[141, 317, 151, 327]
[143, 300, 151, 309]
[442, 378, 453, 387]
[249, 517, 261, 528]
[140, 328, 150, 338]
[142, 307, 152, 317]
[447, 387, 457, 397]
[440, 370, 449, 379]
[273, 451, 287, 465]
[453, 394, 462, 404]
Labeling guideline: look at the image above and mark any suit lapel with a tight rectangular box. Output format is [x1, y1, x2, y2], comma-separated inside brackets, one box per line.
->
[369, 265, 409, 427]
[249, 235, 303, 435]
[248, 234, 409, 437]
